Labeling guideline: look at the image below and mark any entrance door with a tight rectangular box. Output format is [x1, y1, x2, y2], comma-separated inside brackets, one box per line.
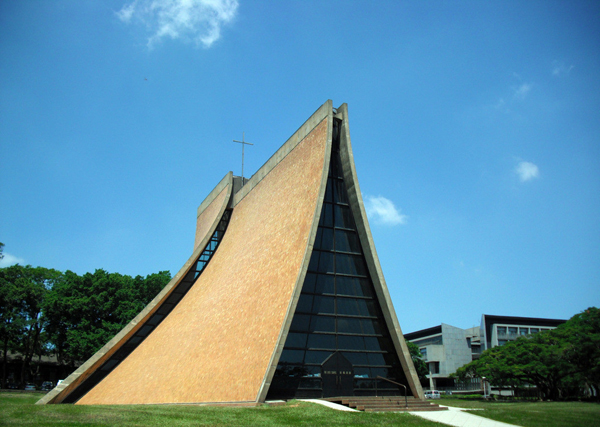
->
[321, 352, 354, 397]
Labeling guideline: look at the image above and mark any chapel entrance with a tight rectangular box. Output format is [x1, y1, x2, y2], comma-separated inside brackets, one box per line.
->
[321, 352, 354, 397]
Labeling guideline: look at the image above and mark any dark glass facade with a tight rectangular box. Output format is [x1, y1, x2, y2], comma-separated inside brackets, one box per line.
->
[267, 122, 407, 399]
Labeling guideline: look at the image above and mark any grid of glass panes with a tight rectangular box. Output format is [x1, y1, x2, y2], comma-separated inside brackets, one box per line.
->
[270, 145, 407, 398]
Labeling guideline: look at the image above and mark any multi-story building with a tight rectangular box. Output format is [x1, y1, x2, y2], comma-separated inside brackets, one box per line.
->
[405, 314, 566, 391]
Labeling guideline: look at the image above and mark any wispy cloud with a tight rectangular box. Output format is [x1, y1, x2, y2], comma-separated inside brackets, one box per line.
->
[117, 0, 239, 49]
[0, 252, 26, 268]
[364, 196, 408, 226]
[515, 161, 540, 182]
[513, 83, 532, 100]
[552, 61, 574, 77]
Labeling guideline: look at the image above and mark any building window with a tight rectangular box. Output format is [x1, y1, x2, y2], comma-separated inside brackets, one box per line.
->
[268, 130, 407, 399]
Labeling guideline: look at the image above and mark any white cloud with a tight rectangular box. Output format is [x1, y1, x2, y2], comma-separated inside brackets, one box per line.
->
[0, 252, 26, 268]
[117, 0, 239, 49]
[364, 195, 408, 226]
[515, 161, 540, 182]
[513, 83, 532, 100]
[552, 61, 574, 77]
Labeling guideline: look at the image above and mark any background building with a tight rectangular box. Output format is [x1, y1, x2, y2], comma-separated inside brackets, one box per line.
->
[405, 314, 566, 391]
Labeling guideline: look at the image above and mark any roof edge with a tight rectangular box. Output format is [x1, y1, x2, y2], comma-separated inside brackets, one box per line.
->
[336, 103, 425, 400]
[38, 175, 234, 405]
[232, 100, 333, 207]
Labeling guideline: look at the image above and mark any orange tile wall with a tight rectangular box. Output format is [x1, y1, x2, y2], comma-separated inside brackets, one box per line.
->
[77, 118, 328, 404]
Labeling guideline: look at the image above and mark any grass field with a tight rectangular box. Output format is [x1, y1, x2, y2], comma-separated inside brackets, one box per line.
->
[441, 397, 600, 427]
[0, 392, 443, 427]
[2, 392, 599, 427]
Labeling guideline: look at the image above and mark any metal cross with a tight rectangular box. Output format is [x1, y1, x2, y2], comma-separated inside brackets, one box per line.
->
[233, 132, 253, 183]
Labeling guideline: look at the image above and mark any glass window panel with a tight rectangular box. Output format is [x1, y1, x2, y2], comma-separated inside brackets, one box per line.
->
[298, 378, 321, 388]
[302, 366, 321, 376]
[319, 204, 333, 227]
[508, 327, 518, 335]
[370, 367, 389, 378]
[334, 205, 355, 229]
[313, 228, 323, 249]
[383, 353, 400, 366]
[302, 273, 317, 294]
[296, 294, 313, 313]
[308, 252, 320, 273]
[338, 335, 366, 351]
[337, 298, 361, 316]
[342, 352, 369, 365]
[354, 367, 370, 378]
[333, 179, 349, 204]
[285, 333, 308, 348]
[337, 317, 362, 334]
[304, 350, 332, 364]
[314, 274, 334, 294]
[357, 279, 374, 297]
[324, 179, 333, 203]
[335, 229, 361, 253]
[520, 328, 529, 335]
[530, 328, 539, 334]
[367, 353, 386, 365]
[317, 252, 334, 274]
[290, 314, 311, 332]
[279, 349, 305, 364]
[310, 315, 335, 333]
[358, 300, 378, 317]
[336, 276, 359, 296]
[364, 336, 382, 351]
[355, 379, 375, 389]
[360, 319, 377, 335]
[318, 228, 334, 251]
[330, 153, 343, 178]
[336, 254, 368, 276]
[311, 296, 335, 314]
[307, 334, 336, 350]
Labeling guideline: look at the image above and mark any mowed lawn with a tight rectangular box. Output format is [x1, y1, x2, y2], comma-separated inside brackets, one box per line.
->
[0, 392, 443, 427]
[3, 392, 600, 427]
[442, 397, 600, 427]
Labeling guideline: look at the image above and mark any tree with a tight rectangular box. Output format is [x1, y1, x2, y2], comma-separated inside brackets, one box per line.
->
[0, 265, 61, 386]
[454, 307, 600, 400]
[0, 242, 4, 260]
[405, 340, 428, 383]
[44, 269, 171, 366]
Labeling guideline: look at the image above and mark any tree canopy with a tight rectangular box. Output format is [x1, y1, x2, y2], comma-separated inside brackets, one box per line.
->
[0, 264, 170, 387]
[454, 307, 600, 400]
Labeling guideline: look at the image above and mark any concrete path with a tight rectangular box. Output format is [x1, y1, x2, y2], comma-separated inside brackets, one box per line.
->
[410, 405, 522, 427]
[298, 399, 359, 412]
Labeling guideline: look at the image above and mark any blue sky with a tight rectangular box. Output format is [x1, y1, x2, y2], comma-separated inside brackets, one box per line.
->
[1, 1, 598, 333]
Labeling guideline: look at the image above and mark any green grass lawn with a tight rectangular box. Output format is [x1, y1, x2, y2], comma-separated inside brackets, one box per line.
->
[0, 392, 444, 427]
[441, 397, 600, 427]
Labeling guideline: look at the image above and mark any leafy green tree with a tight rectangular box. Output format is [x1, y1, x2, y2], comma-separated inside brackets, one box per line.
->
[0, 265, 61, 386]
[0, 242, 4, 260]
[405, 340, 428, 383]
[455, 307, 600, 400]
[554, 307, 600, 399]
[44, 269, 170, 366]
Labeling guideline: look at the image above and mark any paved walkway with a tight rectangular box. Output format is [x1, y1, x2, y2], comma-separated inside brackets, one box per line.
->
[299, 400, 522, 427]
[410, 405, 522, 427]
